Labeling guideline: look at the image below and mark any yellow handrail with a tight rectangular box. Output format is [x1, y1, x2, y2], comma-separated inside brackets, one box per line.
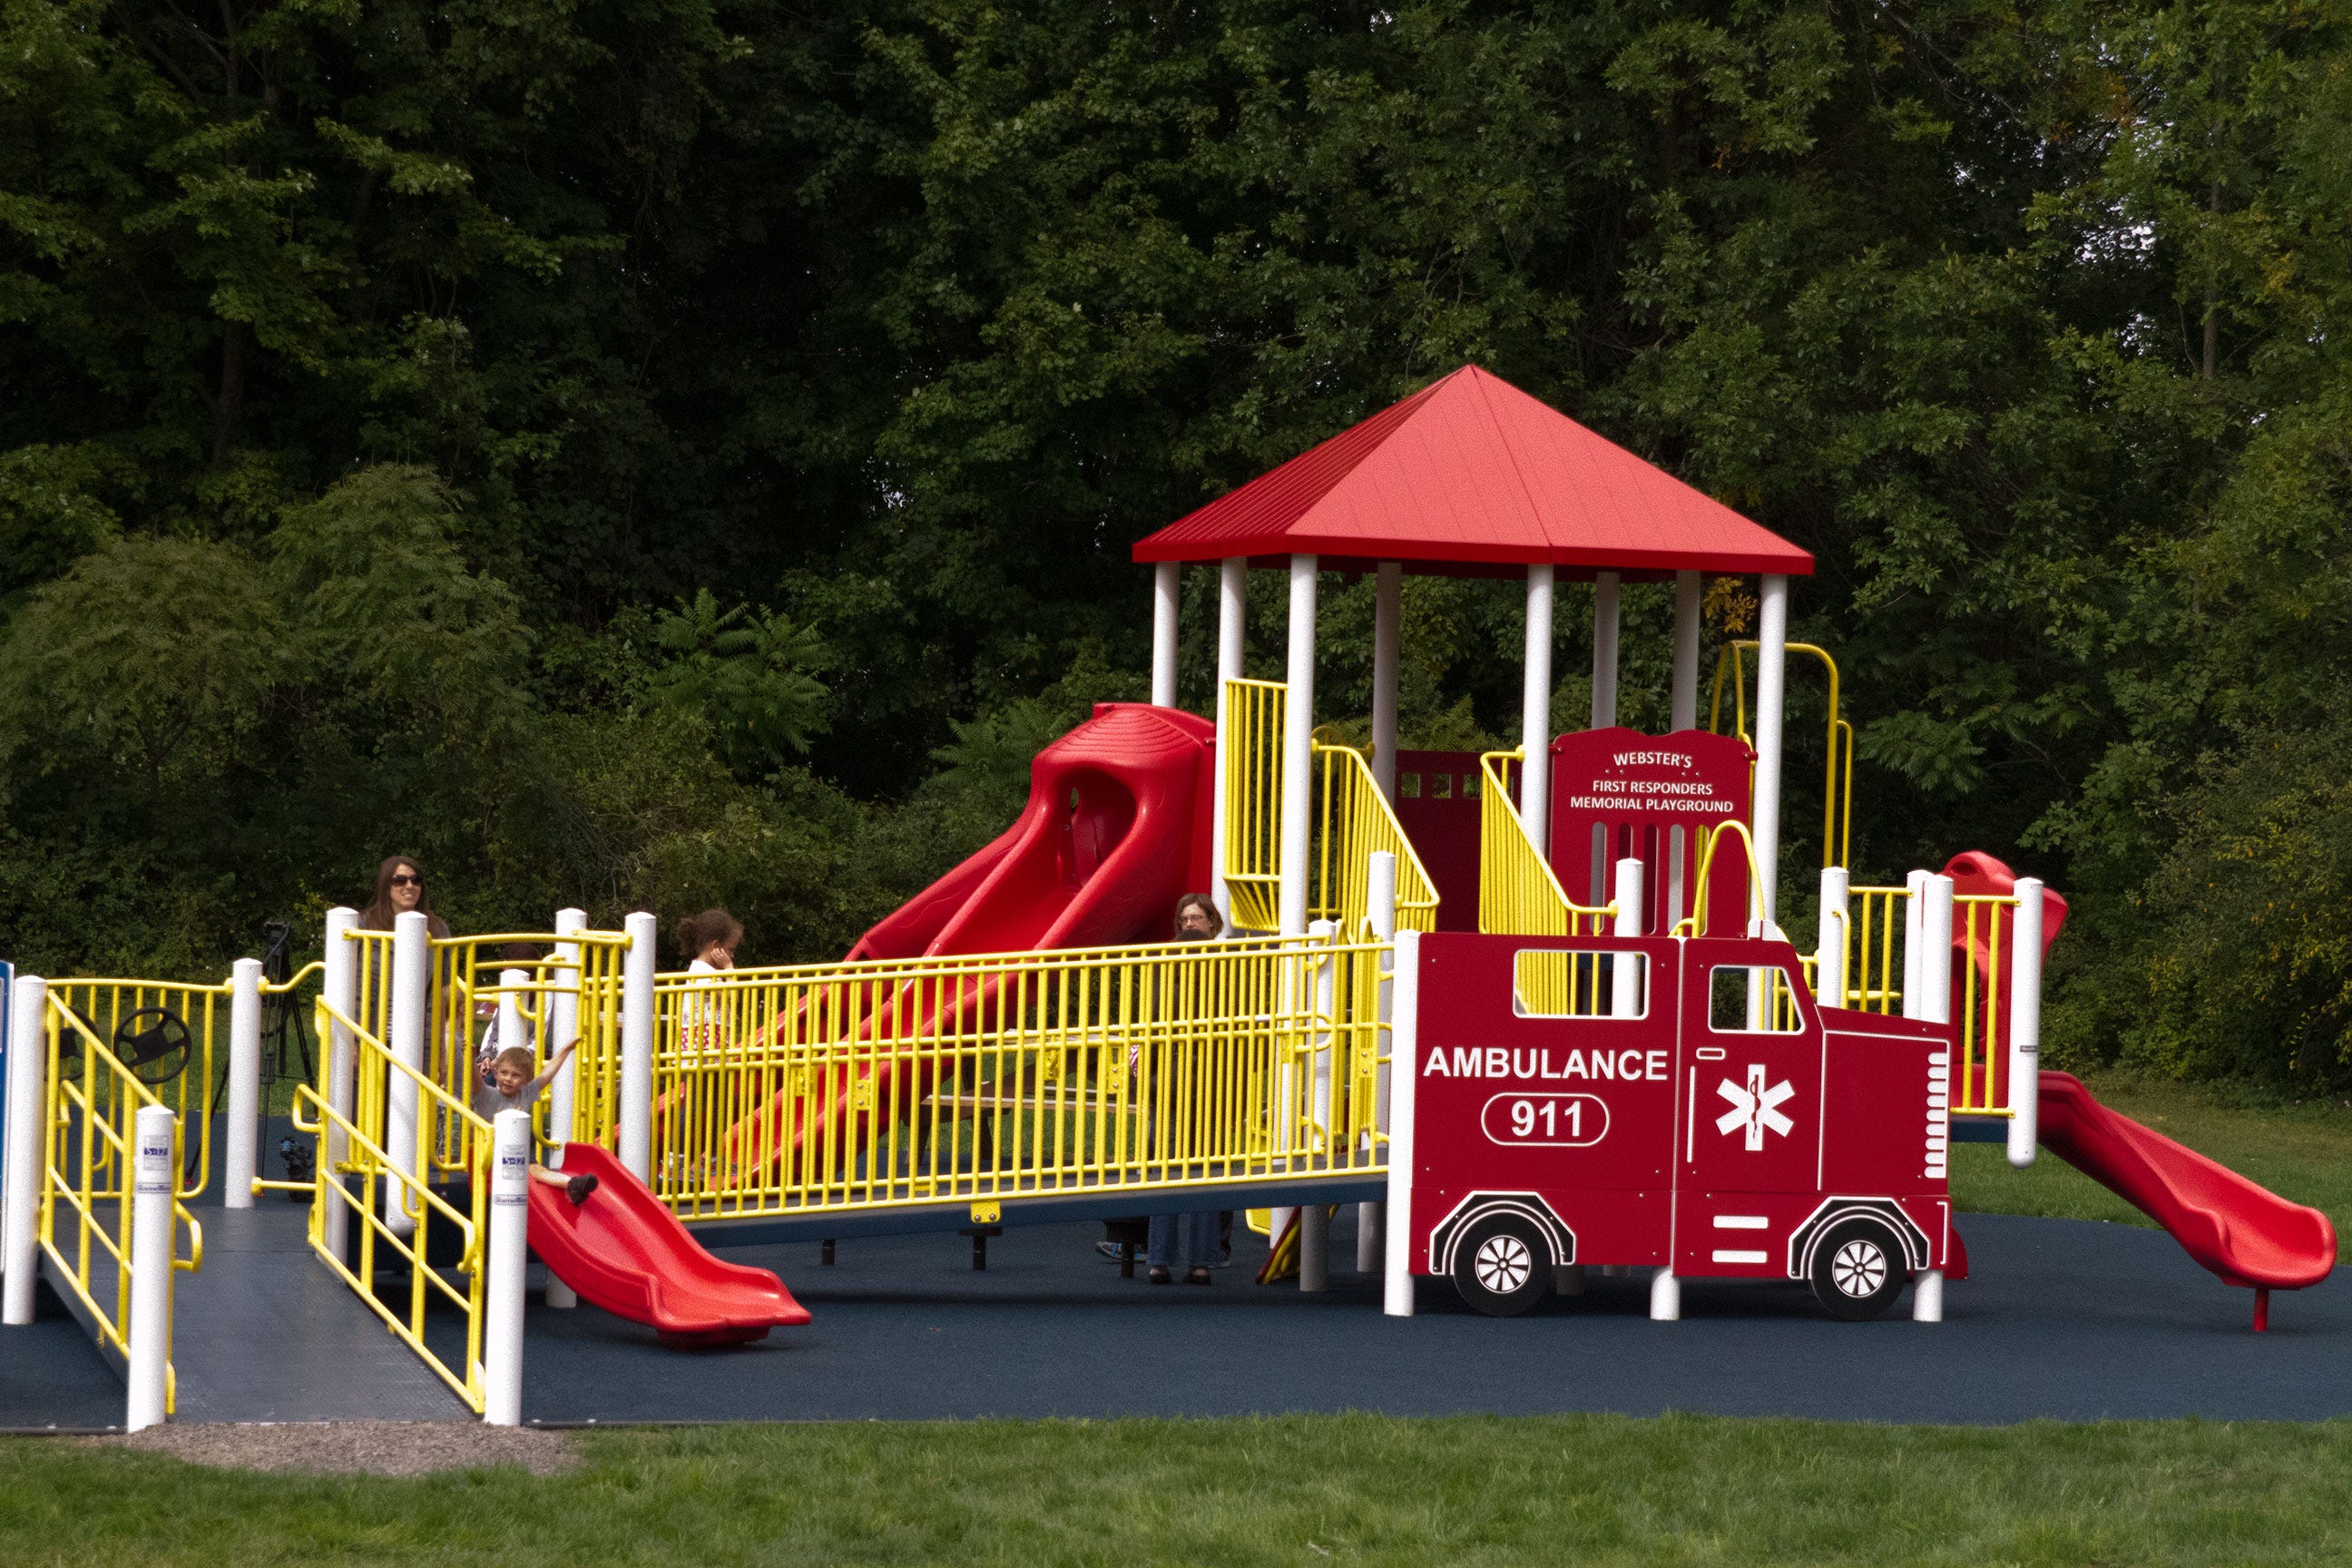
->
[1675, 819, 1769, 938]
[40, 998, 204, 1416]
[1475, 750, 1612, 938]
[45, 977, 223, 1201]
[1708, 641, 1855, 870]
[1311, 739, 1440, 937]
[632, 931, 1388, 1226]
[1220, 678, 1287, 933]
[299, 995, 496, 1411]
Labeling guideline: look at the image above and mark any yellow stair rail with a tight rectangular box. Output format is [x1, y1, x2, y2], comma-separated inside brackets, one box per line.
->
[1709, 641, 1856, 870]
[39, 996, 205, 1417]
[1311, 738, 1440, 937]
[1475, 750, 1612, 938]
[1220, 677, 1286, 933]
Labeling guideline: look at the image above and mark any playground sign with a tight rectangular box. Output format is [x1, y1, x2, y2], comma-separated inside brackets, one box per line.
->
[1548, 728, 1752, 930]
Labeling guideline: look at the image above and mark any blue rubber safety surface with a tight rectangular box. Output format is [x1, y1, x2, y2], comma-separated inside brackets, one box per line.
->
[0, 1283, 126, 1431]
[9, 1186, 2346, 1426]
[508, 1210, 2349, 1426]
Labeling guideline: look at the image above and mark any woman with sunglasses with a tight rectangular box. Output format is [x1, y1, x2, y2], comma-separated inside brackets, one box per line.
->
[358, 857, 451, 936]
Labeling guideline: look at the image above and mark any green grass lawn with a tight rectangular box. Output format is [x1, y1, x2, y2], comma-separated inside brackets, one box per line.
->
[8, 1414, 2352, 1566]
[1951, 1073, 2352, 1237]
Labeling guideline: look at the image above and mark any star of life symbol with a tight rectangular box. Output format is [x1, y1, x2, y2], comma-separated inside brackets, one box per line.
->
[1715, 1063, 1796, 1152]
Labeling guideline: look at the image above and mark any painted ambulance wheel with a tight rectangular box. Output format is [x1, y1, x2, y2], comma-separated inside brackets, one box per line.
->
[1808, 1220, 1907, 1320]
[1453, 1213, 1551, 1318]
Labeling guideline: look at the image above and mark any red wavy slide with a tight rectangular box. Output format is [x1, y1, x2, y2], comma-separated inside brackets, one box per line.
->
[723, 701, 1217, 1170]
[526, 1142, 810, 1346]
[2036, 1071, 2337, 1327]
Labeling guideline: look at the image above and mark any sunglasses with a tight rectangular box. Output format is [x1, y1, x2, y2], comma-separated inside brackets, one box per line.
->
[390, 873, 422, 887]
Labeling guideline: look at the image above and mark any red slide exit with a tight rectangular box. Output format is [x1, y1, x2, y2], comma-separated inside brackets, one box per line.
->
[526, 1143, 809, 1345]
[2035, 1072, 2337, 1313]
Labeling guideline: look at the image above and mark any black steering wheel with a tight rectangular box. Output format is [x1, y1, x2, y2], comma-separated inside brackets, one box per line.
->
[113, 1007, 191, 1086]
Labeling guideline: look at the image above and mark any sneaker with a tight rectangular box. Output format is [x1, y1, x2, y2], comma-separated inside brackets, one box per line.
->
[565, 1173, 599, 1206]
[1094, 1240, 1138, 1262]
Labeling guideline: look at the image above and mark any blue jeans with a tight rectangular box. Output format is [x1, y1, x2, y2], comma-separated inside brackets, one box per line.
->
[1148, 1210, 1219, 1269]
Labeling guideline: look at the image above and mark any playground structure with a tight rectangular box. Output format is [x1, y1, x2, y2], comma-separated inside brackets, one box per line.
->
[0, 365, 2336, 1428]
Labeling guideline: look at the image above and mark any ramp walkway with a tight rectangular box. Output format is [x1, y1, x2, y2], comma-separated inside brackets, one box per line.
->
[170, 1195, 464, 1423]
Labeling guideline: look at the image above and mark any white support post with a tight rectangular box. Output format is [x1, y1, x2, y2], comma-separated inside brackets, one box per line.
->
[1371, 563, 1402, 804]
[1612, 858, 1646, 1019]
[1650, 1268, 1681, 1321]
[620, 911, 657, 1182]
[2007, 879, 2045, 1169]
[544, 908, 585, 1308]
[1815, 867, 1849, 1010]
[125, 1103, 174, 1431]
[1211, 560, 1247, 924]
[1279, 555, 1318, 936]
[225, 957, 263, 1210]
[1671, 571, 1703, 733]
[1591, 571, 1622, 730]
[1920, 875, 1955, 1025]
[1913, 1265, 1945, 1324]
[1900, 869, 1929, 1020]
[1521, 564, 1556, 856]
[1912, 872, 1955, 1325]
[1382, 929, 1421, 1318]
[496, 968, 528, 1059]
[320, 907, 358, 1262]
[4, 975, 49, 1325]
[1300, 919, 1337, 1294]
[1151, 561, 1180, 709]
[1358, 851, 1397, 1274]
[483, 1107, 530, 1426]
[1751, 575, 1789, 928]
[385, 910, 430, 1237]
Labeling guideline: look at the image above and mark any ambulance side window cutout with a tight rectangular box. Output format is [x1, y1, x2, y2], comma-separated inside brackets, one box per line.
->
[1514, 950, 1647, 1019]
[1708, 966, 1807, 1034]
[1400, 772, 1421, 798]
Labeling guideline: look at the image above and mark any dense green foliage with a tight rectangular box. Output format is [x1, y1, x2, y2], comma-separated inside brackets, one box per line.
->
[3, 0, 2347, 1083]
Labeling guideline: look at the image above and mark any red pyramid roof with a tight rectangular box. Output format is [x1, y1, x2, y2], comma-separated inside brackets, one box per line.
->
[1132, 366, 1810, 579]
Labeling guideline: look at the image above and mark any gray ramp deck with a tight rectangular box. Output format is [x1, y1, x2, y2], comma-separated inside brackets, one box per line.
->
[170, 1199, 466, 1422]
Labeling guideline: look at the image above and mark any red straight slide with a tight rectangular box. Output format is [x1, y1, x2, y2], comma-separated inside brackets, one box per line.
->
[2036, 1072, 2337, 1312]
[526, 1142, 810, 1346]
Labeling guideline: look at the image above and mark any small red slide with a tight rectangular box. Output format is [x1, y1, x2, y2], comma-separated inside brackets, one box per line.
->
[526, 1142, 809, 1346]
[2037, 1071, 2337, 1321]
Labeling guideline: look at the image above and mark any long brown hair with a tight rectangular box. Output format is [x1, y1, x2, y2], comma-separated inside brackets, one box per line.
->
[358, 855, 450, 936]
[1172, 893, 1223, 939]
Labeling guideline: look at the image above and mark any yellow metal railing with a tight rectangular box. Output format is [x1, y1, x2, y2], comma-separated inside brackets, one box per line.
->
[1842, 884, 1910, 1015]
[45, 978, 222, 1200]
[1312, 740, 1440, 937]
[1220, 678, 1287, 932]
[38, 999, 204, 1416]
[1676, 820, 1769, 938]
[1479, 750, 1616, 1015]
[426, 932, 630, 1162]
[1827, 883, 2018, 1114]
[296, 996, 495, 1412]
[633, 933, 1387, 1225]
[1710, 641, 1856, 871]
[1954, 895, 2017, 1116]
[1476, 750, 1612, 939]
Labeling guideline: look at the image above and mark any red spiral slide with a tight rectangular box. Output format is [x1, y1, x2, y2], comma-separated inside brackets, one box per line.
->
[2035, 1072, 2337, 1324]
[525, 1142, 810, 1346]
